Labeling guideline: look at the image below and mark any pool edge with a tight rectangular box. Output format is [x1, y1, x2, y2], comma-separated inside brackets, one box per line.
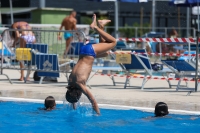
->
[1, 96, 200, 115]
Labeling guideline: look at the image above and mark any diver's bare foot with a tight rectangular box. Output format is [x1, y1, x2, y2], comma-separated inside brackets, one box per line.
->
[98, 20, 111, 29]
[90, 14, 97, 30]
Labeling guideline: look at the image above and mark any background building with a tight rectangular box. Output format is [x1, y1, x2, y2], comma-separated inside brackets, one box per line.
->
[1, 0, 198, 37]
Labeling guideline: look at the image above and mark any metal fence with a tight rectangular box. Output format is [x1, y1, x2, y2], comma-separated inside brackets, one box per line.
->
[0, 29, 86, 84]
[105, 26, 196, 38]
[0, 27, 198, 84]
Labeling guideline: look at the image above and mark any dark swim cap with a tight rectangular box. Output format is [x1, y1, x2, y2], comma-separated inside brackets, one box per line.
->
[154, 102, 169, 117]
[65, 89, 82, 103]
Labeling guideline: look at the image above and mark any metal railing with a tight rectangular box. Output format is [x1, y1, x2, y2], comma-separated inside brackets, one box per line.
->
[105, 26, 196, 38]
[0, 29, 86, 84]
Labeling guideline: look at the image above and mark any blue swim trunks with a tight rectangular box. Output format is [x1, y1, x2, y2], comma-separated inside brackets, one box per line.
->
[64, 32, 72, 40]
[80, 44, 96, 58]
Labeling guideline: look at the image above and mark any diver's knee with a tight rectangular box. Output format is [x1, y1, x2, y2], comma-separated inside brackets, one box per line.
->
[114, 40, 117, 45]
[112, 40, 117, 46]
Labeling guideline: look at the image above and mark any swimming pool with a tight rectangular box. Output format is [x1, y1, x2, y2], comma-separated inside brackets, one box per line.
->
[0, 98, 200, 133]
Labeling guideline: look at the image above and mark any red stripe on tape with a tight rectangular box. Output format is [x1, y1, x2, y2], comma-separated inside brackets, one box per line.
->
[189, 38, 195, 42]
[167, 38, 172, 42]
[182, 38, 187, 42]
[174, 38, 179, 42]
[94, 74, 198, 82]
[146, 38, 150, 42]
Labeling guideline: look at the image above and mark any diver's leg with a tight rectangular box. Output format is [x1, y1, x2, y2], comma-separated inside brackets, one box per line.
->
[97, 19, 111, 43]
[90, 14, 116, 55]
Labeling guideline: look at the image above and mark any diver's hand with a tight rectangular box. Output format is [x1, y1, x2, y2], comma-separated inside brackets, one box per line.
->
[92, 100, 100, 115]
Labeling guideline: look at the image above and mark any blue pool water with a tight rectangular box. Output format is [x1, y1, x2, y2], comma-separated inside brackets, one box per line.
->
[0, 101, 200, 133]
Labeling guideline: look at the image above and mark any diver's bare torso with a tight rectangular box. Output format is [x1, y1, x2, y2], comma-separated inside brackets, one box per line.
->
[69, 56, 94, 87]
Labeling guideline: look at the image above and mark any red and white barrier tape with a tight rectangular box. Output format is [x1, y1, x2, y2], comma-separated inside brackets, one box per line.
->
[87, 38, 198, 43]
[117, 38, 199, 43]
[95, 73, 199, 82]
[108, 51, 198, 57]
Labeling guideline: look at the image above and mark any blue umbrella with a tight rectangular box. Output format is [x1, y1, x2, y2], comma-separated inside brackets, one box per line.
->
[169, 0, 200, 6]
[169, 0, 200, 29]
[88, 0, 147, 2]
[120, 0, 138, 1]
[169, 0, 200, 30]
[169, 0, 200, 92]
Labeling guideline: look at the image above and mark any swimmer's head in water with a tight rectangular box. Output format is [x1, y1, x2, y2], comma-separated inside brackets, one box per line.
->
[154, 102, 169, 117]
[65, 85, 82, 103]
[44, 96, 56, 110]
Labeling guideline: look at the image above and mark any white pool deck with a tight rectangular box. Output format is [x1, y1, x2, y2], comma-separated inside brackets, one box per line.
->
[0, 69, 199, 113]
